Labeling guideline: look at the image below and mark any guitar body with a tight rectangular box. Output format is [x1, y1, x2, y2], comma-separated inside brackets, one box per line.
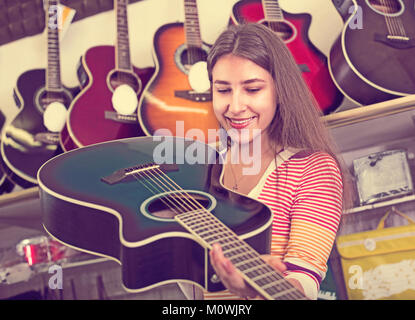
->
[138, 23, 220, 143]
[329, 0, 415, 105]
[0, 110, 16, 194]
[64, 46, 155, 150]
[230, 0, 343, 114]
[1, 69, 79, 187]
[38, 136, 272, 292]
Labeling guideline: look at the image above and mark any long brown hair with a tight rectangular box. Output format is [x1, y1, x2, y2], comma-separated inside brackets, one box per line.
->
[207, 23, 353, 209]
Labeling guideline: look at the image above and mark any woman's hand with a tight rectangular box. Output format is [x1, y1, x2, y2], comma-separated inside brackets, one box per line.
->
[209, 243, 304, 299]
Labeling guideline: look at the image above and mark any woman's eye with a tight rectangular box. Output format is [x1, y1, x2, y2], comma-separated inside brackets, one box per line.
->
[215, 87, 231, 93]
[246, 87, 260, 93]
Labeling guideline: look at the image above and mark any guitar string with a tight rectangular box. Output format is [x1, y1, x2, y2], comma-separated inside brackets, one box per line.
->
[130, 171, 189, 215]
[385, 0, 406, 36]
[150, 167, 304, 300]
[381, 0, 405, 37]
[380, 0, 396, 36]
[385, 0, 403, 36]
[131, 166, 304, 300]
[133, 170, 301, 301]
[128, 166, 301, 300]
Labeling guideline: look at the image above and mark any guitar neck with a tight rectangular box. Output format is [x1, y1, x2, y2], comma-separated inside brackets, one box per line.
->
[175, 209, 306, 300]
[262, 0, 284, 22]
[46, 0, 62, 91]
[183, 0, 202, 48]
[115, 0, 132, 71]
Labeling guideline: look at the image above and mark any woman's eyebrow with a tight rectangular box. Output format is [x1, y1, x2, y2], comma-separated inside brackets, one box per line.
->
[213, 78, 265, 85]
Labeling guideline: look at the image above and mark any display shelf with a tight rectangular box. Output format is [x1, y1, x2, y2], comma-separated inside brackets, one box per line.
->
[344, 193, 415, 215]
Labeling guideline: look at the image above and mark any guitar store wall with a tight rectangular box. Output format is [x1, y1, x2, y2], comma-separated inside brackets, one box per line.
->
[0, 0, 346, 122]
[0, 0, 356, 300]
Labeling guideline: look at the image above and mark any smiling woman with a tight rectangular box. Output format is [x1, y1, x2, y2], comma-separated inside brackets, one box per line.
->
[195, 23, 354, 300]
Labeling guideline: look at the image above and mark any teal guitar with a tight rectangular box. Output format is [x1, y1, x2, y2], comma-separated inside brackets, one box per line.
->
[38, 136, 306, 300]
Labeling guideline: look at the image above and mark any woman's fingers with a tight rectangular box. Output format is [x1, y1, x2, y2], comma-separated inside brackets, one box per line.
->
[210, 243, 258, 298]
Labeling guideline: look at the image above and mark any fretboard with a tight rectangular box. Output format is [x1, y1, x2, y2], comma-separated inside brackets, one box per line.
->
[46, 0, 62, 91]
[115, 0, 132, 71]
[183, 0, 202, 48]
[262, 0, 284, 22]
[175, 208, 306, 300]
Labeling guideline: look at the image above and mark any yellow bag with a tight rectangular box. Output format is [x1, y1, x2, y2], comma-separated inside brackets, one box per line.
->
[336, 208, 415, 300]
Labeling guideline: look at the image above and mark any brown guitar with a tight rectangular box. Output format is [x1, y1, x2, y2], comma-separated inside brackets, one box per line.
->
[137, 0, 219, 143]
[329, 0, 415, 105]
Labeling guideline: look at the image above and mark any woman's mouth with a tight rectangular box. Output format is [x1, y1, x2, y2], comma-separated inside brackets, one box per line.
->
[226, 116, 256, 129]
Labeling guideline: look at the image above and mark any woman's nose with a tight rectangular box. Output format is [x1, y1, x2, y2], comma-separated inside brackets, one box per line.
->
[227, 92, 247, 114]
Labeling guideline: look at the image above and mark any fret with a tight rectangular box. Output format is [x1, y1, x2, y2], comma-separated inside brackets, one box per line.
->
[183, 0, 202, 48]
[45, 0, 62, 91]
[261, 278, 288, 290]
[204, 233, 239, 245]
[262, 0, 284, 22]
[230, 253, 260, 267]
[174, 201, 307, 300]
[115, 0, 132, 71]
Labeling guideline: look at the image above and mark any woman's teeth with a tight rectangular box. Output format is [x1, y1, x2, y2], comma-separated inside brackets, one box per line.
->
[230, 117, 254, 124]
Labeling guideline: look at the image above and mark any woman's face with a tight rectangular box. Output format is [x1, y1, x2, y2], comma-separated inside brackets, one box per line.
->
[211, 54, 277, 147]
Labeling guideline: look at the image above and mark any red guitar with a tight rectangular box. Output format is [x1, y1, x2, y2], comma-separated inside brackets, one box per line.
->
[60, 0, 154, 151]
[230, 0, 343, 114]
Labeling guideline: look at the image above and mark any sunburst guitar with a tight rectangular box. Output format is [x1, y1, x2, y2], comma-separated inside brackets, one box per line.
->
[138, 0, 219, 143]
[38, 136, 307, 300]
[230, 0, 344, 114]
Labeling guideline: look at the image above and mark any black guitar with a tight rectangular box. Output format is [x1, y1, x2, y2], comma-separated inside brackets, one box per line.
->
[329, 0, 415, 105]
[0, 0, 80, 188]
[0, 110, 16, 195]
[38, 136, 307, 300]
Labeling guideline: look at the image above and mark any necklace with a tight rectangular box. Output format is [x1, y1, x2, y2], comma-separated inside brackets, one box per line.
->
[229, 163, 244, 191]
[227, 147, 284, 191]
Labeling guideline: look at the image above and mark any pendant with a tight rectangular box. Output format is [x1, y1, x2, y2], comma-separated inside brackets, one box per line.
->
[232, 185, 238, 191]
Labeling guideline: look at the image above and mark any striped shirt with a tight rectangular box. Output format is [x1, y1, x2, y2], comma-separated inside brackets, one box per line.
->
[203, 149, 343, 300]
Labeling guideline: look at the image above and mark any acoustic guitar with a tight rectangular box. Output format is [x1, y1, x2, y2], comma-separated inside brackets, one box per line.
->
[0, 0, 80, 188]
[38, 136, 307, 299]
[0, 110, 16, 195]
[329, 0, 415, 106]
[138, 0, 219, 143]
[61, 0, 155, 151]
[230, 0, 344, 114]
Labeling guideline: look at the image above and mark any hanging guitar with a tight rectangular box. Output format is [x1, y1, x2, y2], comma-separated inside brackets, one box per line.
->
[0, 0, 80, 188]
[38, 136, 307, 300]
[329, 0, 415, 106]
[0, 110, 16, 195]
[137, 0, 219, 143]
[61, 0, 155, 152]
[230, 0, 344, 114]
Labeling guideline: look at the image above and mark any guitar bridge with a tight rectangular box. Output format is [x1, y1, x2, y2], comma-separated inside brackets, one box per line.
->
[174, 90, 212, 102]
[374, 33, 415, 49]
[104, 111, 138, 124]
[101, 163, 179, 185]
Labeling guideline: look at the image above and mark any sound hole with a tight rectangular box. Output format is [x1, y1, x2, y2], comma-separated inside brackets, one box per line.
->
[262, 21, 294, 42]
[180, 46, 208, 70]
[36, 89, 71, 112]
[368, 0, 401, 14]
[147, 192, 210, 220]
[109, 71, 140, 93]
